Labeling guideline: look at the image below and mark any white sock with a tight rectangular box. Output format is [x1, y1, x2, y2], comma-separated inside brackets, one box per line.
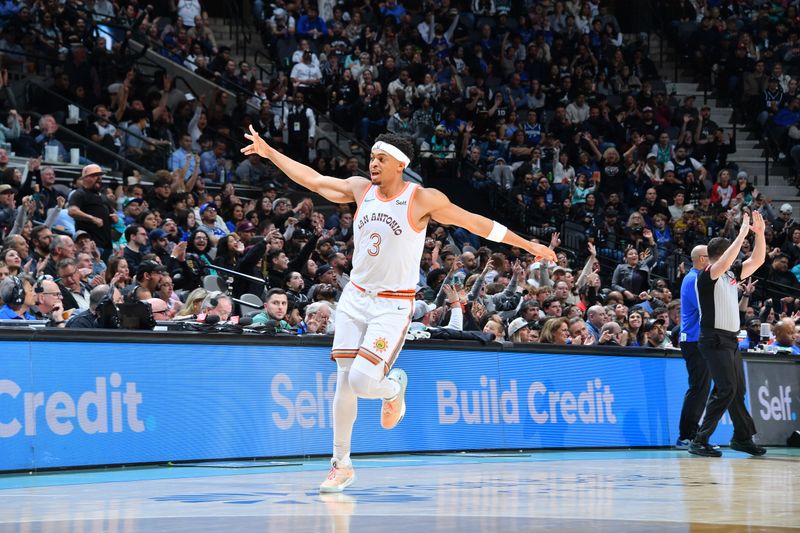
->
[332, 361, 357, 466]
[348, 367, 401, 400]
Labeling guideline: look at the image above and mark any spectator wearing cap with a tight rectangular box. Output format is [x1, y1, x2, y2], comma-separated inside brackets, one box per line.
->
[739, 317, 762, 352]
[135, 259, 167, 296]
[307, 263, 337, 299]
[149, 228, 171, 265]
[643, 318, 670, 348]
[235, 221, 256, 245]
[508, 317, 536, 343]
[197, 202, 228, 245]
[421, 125, 456, 163]
[68, 164, 114, 259]
[122, 224, 148, 275]
[673, 203, 708, 238]
[122, 197, 145, 225]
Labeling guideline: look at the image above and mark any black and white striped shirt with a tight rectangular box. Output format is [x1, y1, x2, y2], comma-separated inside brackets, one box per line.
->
[696, 263, 742, 333]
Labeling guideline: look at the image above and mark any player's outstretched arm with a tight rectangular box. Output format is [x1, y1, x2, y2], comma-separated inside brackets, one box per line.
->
[242, 125, 367, 204]
[418, 188, 558, 261]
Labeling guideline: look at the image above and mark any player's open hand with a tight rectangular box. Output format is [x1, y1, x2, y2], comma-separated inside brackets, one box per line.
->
[751, 210, 766, 234]
[529, 241, 557, 263]
[242, 125, 270, 158]
[738, 213, 751, 237]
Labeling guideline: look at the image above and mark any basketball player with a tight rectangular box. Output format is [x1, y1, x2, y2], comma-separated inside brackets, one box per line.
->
[241, 128, 557, 492]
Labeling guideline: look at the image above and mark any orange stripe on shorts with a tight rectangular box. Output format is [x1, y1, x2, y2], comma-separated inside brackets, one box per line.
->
[331, 349, 359, 361]
[357, 347, 382, 366]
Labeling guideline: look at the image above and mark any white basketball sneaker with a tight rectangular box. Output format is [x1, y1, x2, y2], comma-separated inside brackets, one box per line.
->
[381, 368, 408, 430]
[319, 459, 356, 493]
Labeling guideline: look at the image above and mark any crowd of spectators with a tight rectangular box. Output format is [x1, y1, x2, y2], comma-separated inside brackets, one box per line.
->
[668, 1, 800, 180]
[0, 1, 798, 353]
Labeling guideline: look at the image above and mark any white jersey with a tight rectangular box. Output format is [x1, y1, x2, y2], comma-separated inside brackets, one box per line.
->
[350, 182, 426, 292]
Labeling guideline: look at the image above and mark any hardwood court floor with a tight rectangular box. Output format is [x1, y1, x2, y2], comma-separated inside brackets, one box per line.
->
[0, 449, 798, 532]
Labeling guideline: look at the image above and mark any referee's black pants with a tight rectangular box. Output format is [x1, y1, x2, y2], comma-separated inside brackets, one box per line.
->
[678, 341, 711, 441]
[695, 329, 757, 444]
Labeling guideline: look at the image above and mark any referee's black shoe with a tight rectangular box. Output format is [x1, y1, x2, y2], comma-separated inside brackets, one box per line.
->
[729, 438, 767, 456]
[688, 441, 723, 457]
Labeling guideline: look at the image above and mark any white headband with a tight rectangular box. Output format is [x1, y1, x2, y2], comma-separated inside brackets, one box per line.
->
[372, 141, 411, 167]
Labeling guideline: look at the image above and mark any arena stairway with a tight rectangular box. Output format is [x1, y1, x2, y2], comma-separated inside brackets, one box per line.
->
[206, 15, 373, 172]
[650, 33, 800, 214]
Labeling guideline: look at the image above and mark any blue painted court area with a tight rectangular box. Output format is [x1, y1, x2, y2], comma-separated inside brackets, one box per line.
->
[1, 449, 798, 532]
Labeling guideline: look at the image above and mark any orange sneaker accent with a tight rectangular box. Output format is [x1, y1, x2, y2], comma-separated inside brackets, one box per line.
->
[319, 461, 356, 493]
[380, 368, 407, 430]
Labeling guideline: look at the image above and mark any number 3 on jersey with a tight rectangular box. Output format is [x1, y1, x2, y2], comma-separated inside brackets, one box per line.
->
[367, 232, 381, 256]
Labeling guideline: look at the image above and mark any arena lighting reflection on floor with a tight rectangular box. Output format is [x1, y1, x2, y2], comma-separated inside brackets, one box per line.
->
[0, 449, 798, 532]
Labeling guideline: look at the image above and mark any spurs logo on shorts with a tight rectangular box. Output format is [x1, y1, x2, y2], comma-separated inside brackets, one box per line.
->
[373, 337, 389, 353]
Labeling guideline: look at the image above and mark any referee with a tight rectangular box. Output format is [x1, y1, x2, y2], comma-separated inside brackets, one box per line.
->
[690, 212, 766, 457]
[676, 245, 710, 448]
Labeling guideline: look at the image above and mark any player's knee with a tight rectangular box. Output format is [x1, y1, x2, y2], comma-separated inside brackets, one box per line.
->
[348, 367, 375, 397]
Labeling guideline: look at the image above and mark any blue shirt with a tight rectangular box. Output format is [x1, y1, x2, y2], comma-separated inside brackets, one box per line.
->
[168, 147, 196, 178]
[739, 338, 756, 352]
[0, 305, 34, 320]
[680, 267, 701, 343]
[774, 343, 800, 355]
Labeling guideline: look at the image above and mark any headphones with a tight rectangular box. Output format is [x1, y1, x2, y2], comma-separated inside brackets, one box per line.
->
[34, 275, 50, 295]
[209, 291, 220, 308]
[9, 276, 25, 306]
